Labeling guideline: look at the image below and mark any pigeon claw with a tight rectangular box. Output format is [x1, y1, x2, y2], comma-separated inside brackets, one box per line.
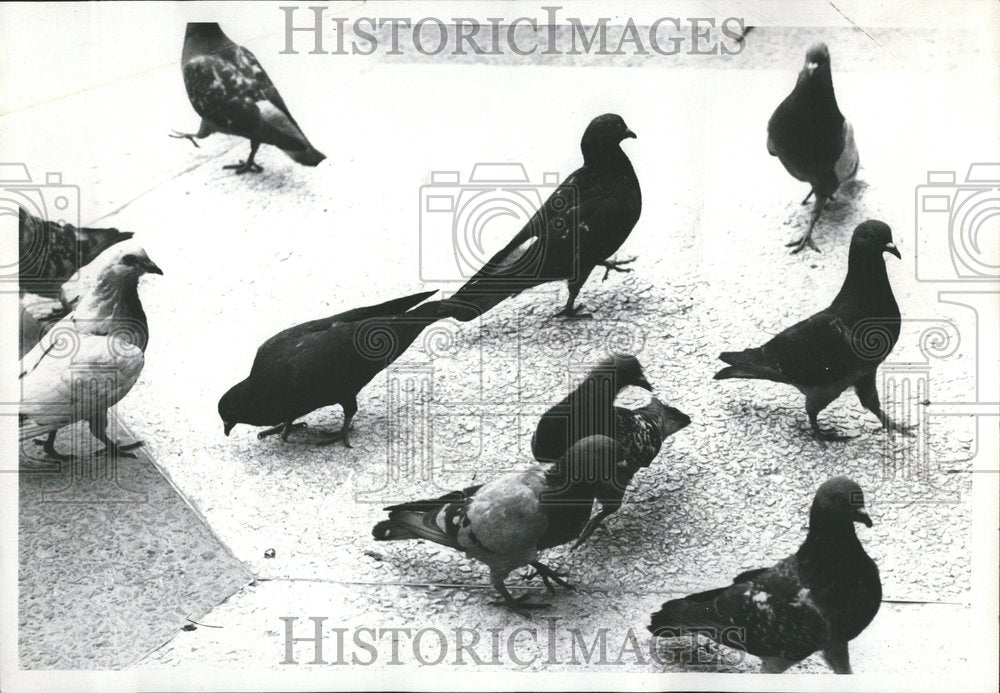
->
[554, 305, 593, 320]
[169, 130, 202, 148]
[600, 256, 637, 281]
[33, 437, 70, 461]
[786, 235, 820, 254]
[223, 161, 263, 174]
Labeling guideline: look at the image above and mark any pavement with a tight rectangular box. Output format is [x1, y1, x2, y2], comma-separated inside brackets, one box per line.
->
[4, 5, 999, 685]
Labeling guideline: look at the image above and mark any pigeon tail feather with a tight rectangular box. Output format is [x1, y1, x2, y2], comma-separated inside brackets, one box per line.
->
[283, 145, 326, 167]
[715, 350, 787, 383]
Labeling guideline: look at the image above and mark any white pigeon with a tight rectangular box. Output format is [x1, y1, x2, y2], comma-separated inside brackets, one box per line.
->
[19, 242, 162, 459]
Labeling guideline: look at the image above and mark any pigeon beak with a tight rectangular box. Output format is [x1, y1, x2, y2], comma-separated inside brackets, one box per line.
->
[884, 242, 901, 259]
[635, 375, 653, 391]
[623, 129, 637, 140]
[223, 422, 234, 437]
[144, 260, 164, 275]
[806, 62, 819, 71]
[854, 509, 873, 527]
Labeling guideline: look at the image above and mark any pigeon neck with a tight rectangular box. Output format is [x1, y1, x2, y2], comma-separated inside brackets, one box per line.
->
[793, 65, 842, 118]
[834, 248, 893, 307]
[799, 510, 862, 557]
[582, 143, 632, 170]
[75, 274, 150, 350]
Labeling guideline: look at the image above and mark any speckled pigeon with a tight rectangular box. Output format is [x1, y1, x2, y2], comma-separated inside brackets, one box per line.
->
[372, 435, 628, 615]
[19, 205, 133, 298]
[714, 220, 912, 442]
[531, 354, 690, 548]
[649, 477, 881, 674]
[767, 43, 859, 253]
[438, 114, 641, 320]
[171, 22, 325, 173]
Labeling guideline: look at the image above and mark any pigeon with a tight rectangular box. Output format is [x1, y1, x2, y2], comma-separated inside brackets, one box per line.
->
[568, 396, 690, 549]
[18, 206, 134, 298]
[648, 477, 881, 674]
[170, 22, 325, 174]
[372, 435, 628, 615]
[714, 220, 910, 442]
[767, 43, 859, 253]
[19, 243, 163, 459]
[218, 290, 443, 447]
[439, 113, 641, 320]
[531, 354, 654, 465]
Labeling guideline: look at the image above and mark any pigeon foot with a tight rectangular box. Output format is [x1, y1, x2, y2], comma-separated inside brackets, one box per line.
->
[600, 256, 637, 281]
[523, 561, 575, 594]
[786, 235, 820, 254]
[554, 304, 593, 320]
[33, 436, 70, 461]
[169, 130, 202, 148]
[223, 161, 263, 174]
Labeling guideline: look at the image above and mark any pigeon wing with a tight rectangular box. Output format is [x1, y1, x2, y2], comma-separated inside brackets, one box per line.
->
[651, 558, 830, 661]
[760, 311, 860, 387]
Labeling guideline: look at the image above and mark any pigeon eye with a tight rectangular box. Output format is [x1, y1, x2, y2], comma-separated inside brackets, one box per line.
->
[121, 254, 137, 266]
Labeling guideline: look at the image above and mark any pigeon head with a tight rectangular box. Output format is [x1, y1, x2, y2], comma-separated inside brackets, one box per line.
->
[581, 114, 636, 162]
[811, 476, 872, 528]
[218, 382, 251, 436]
[183, 22, 234, 58]
[602, 353, 653, 391]
[99, 243, 164, 281]
[643, 398, 692, 444]
[804, 42, 831, 70]
[850, 219, 900, 260]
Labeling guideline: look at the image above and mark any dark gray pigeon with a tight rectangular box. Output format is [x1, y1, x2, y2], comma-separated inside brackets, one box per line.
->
[767, 43, 859, 253]
[218, 290, 442, 447]
[649, 477, 881, 674]
[171, 22, 325, 173]
[714, 220, 912, 442]
[438, 114, 641, 320]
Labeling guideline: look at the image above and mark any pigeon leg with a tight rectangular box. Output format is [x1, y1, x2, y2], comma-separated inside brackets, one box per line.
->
[523, 561, 575, 594]
[169, 119, 212, 148]
[808, 413, 854, 443]
[34, 431, 70, 461]
[806, 392, 854, 443]
[599, 255, 637, 281]
[489, 571, 550, 617]
[224, 141, 263, 174]
[88, 412, 139, 459]
[554, 282, 592, 320]
[821, 641, 852, 674]
[760, 656, 798, 673]
[786, 195, 826, 253]
[801, 189, 813, 205]
[855, 371, 916, 436]
[257, 421, 308, 441]
[571, 507, 615, 550]
[318, 398, 357, 448]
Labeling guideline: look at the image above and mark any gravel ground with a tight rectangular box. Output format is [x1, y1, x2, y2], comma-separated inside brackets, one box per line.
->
[6, 7, 998, 680]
